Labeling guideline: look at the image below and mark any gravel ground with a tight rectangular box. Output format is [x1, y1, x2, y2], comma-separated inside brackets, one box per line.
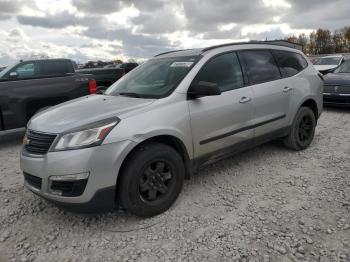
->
[0, 108, 349, 262]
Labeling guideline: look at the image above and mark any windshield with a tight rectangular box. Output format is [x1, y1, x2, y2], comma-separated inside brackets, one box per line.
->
[0, 62, 17, 79]
[106, 56, 199, 98]
[334, 60, 350, 73]
[314, 57, 342, 65]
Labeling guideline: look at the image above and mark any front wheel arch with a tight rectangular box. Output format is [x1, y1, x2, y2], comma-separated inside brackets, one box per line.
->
[117, 135, 192, 189]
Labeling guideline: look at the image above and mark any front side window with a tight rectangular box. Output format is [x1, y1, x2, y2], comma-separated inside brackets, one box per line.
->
[240, 50, 281, 85]
[273, 51, 308, 77]
[194, 52, 244, 92]
[106, 56, 199, 98]
[13, 62, 38, 79]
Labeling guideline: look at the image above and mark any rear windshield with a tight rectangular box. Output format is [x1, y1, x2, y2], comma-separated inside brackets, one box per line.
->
[314, 57, 342, 65]
[334, 60, 350, 73]
[106, 56, 200, 99]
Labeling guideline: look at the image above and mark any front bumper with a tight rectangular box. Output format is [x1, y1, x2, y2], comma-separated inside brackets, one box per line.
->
[20, 140, 136, 212]
[323, 93, 350, 107]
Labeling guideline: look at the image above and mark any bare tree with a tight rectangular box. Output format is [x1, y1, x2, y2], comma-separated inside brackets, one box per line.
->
[282, 26, 350, 55]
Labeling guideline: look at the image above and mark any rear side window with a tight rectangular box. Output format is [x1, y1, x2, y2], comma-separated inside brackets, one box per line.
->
[273, 51, 308, 77]
[194, 52, 244, 92]
[40, 61, 73, 76]
[240, 50, 281, 85]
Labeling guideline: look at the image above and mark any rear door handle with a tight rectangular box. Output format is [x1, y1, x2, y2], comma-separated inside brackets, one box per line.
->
[283, 86, 293, 93]
[239, 96, 252, 104]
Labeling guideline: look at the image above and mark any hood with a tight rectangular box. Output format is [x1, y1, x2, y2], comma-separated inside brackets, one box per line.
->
[29, 95, 155, 134]
[324, 73, 350, 86]
[314, 65, 338, 72]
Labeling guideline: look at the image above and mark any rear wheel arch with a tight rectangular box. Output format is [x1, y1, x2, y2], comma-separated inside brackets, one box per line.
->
[300, 98, 319, 121]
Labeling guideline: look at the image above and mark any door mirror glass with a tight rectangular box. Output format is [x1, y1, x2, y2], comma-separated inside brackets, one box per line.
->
[188, 81, 221, 98]
[9, 72, 18, 79]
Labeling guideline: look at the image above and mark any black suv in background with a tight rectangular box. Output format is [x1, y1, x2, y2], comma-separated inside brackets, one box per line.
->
[0, 59, 96, 131]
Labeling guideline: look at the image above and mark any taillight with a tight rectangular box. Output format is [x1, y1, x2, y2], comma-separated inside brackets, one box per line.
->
[318, 73, 324, 81]
[89, 79, 97, 94]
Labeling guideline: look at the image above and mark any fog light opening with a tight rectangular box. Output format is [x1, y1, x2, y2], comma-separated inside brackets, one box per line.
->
[48, 173, 89, 197]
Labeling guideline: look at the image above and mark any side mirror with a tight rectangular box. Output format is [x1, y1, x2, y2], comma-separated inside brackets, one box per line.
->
[188, 81, 221, 99]
[96, 86, 107, 95]
[9, 72, 18, 79]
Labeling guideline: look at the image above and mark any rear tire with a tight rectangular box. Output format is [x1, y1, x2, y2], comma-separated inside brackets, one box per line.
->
[284, 107, 316, 150]
[117, 142, 185, 217]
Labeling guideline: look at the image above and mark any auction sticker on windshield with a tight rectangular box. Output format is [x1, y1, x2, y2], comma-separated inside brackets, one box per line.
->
[170, 62, 194, 67]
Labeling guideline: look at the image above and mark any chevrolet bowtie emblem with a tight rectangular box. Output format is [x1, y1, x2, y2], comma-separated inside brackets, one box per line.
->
[23, 136, 30, 145]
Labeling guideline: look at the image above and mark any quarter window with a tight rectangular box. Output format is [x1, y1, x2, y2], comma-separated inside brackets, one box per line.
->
[273, 51, 308, 77]
[240, 50, 281, 85]
[194, 52, 244, 92]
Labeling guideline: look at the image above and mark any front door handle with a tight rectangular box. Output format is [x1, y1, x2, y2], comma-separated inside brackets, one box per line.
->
[283, 86, 293, 93]
[239, 96, 252, 104]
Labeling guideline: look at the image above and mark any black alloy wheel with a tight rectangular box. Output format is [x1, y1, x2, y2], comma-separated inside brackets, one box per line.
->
[139, 160, 174, 203]
[284, 106, 316, 151]
[117, 142, 185, 217]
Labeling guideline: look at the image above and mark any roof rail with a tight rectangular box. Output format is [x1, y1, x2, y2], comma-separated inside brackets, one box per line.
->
[202, 40, 302, 52]
[154, 49, 193, 57]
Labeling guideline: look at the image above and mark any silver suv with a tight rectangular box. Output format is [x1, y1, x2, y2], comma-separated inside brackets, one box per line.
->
[20, 43, 323, 217]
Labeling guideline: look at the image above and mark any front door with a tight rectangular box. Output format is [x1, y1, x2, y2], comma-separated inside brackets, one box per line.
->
[187, 52, 254, 159]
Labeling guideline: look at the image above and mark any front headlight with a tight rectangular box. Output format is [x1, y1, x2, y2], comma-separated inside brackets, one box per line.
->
[53, 118, 119, 151]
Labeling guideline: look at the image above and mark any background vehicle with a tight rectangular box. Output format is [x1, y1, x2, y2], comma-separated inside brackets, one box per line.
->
[314, 55, 345, 74]
[77, 63, 138, 88]
[0, 58, 96, 131]
[323, 58, 350, 107]
[117, 62, 139, 73]
[76, 67, 125, 88]
[21, 43, 323, 217]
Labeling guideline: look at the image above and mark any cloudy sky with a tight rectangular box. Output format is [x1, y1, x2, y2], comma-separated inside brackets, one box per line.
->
[0, 0, 349, 65]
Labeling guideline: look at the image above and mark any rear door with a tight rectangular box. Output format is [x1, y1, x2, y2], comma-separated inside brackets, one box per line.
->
[187, 52, 254, 159]
[238, 50, 291, 138]
[37, 60, 88, 98]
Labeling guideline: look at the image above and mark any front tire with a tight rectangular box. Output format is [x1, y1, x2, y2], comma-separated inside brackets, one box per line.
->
[284, 107, 316, 150]
[117, 142, 185, 217]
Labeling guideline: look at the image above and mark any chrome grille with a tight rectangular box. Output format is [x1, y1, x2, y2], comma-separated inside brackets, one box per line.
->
[25, 130, 57, 155]
[324, 85, 350, 94]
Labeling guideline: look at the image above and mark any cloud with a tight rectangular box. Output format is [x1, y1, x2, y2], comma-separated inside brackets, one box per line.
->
[71, 0, 166, 14]
[83, 22, 174, 57]
[17, 11, 85, 29]
[182, 0, 279, 33]
[7, 28, 29, 42]
[286, 0, 350, 30]
[1, 0, 350, 65]
[71, 0, 123, 14]
[0, 0, 21, 20]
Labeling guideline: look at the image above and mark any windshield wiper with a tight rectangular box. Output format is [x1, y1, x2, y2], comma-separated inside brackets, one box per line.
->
[118, 92, 141, 98]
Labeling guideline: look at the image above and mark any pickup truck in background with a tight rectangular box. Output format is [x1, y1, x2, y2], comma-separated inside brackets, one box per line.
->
[76, 62, 138, 87]
[0, 58, 96, 131]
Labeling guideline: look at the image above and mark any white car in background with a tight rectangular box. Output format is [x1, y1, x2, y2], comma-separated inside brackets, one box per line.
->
[313, 55, 345, 74]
